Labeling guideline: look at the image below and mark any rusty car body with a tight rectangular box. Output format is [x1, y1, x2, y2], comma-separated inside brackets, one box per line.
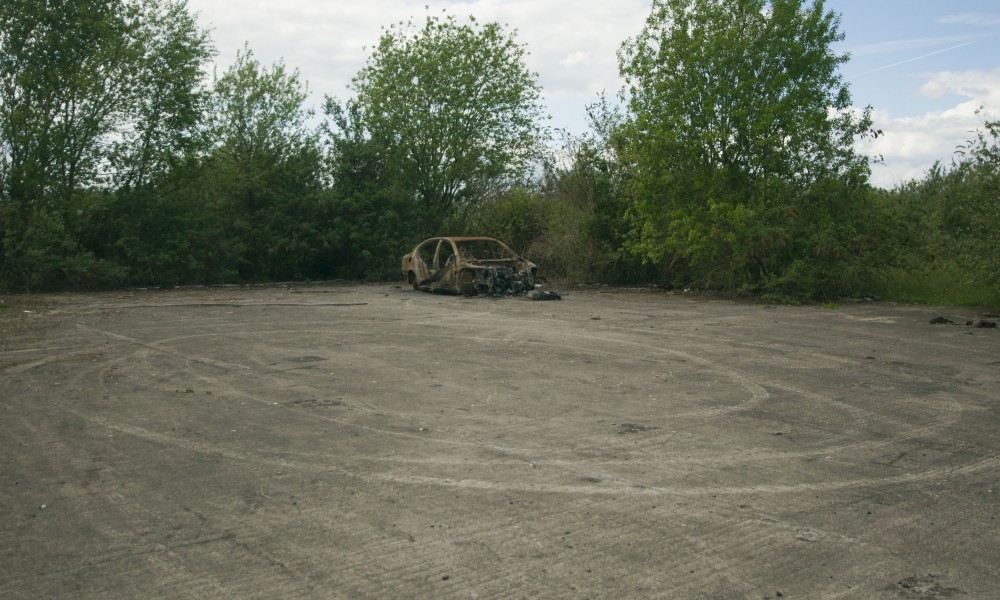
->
[402, 237, 537, 296]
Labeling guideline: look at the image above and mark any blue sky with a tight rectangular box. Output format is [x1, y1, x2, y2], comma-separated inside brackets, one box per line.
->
[828, 1, 1000, 185]
[831, 0, 997, 113]
[187, 0, 1000, 188]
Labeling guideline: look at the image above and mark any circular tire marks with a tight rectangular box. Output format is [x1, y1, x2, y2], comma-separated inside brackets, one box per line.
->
[75, 308, 987, 499]
[3, 285, 999, 599]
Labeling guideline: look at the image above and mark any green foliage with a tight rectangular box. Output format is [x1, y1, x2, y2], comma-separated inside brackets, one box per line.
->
[616, 0, 886, 298]
[211, 46, 315, 170]
[879, 117, 1000, 307]
[0, 0, 215, 290]
[758, 178, 898, 299]
[0, 0, 992, 306]
[43, 40, 333, 288]
[0, 0, 146, 203]
[322, 98, 419, 280]
[348, 11, 547, 231]
[325, 189, 412, 281]
[932, 120, 1000, 291]
[205, 46, 326, 281]
[475, 98, 647, 285]
[1, 201, 127, 290]
[99, 176, 243, 285]
[874, 266, 1000, 308]
[110, 0, 215, 191]
[620, 0, 871, 185]
[466, 188, 551, 257]
[532, 127, 634, 283]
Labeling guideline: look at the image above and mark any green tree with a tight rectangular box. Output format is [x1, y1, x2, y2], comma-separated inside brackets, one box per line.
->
[206, 45, 325, 280]
[84, 0, 215, 286]
[618, 0, 883, 296]
[346, 12, 547, 231]
[0, 0, 212, 288]
[528, 98, 636, 283]
[321, 98, 415, 279]
[0, 0, 144, 205]
[110, 0, 214, 192]
[209, 45, 319, 210]
[945, 118, 1000, 290]
[0, 0, 210, 290]
[885, 117, 1000, 305]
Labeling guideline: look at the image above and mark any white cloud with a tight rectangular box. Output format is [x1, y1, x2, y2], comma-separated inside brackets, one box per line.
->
[858, 68, 1000, 187]
[560, 51, 591, 69]
[188, 0, 647, 124]
[849, 35, 976, 57]
[919, 69, 1000, 105]
[185, 1, 999, 189]
[938, 13, 1000, 26]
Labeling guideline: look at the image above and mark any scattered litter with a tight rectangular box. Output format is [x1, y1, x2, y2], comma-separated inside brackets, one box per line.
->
[847, 294, 882, 302]
[931, 316, 997, 328]
[529, 291, 561, 301]
[618, 422, 658, 434]
[966, 319, 997, 328]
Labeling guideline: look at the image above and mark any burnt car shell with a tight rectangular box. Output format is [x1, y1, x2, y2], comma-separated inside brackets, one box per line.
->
[402, 237, 537, 297]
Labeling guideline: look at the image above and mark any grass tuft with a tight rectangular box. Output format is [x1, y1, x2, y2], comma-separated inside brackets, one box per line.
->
[871, 266, 1000, 309]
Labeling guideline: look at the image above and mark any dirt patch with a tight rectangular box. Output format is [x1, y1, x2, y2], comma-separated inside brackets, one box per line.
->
[2, 283, 998, 598]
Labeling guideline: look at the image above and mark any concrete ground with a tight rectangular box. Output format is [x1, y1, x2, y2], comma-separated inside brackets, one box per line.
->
[2, 283, 998, 599]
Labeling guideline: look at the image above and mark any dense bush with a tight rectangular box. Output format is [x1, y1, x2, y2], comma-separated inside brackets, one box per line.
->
[1, 1, 996, 308]
[879, 119, 1000, 306]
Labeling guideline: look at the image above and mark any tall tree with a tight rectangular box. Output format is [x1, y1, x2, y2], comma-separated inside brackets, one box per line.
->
[620, 0, 872, 185]
[0, 0, 212, 202]
[209, 45, 319, 210]
[0, 0, 145, 205]
[0, 0, 212, 290]
[617, 0, 883, 295]
[891, 116, 1000, 301]
[110, 0, 214, 192]
[320, 97, 415, 279]
[343, 12, 547, 229]
[206, 45, 324, 279]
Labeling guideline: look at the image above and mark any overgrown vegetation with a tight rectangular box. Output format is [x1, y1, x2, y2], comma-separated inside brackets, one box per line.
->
[1, 0, 997, 307]
[872, 116, 1000, 306]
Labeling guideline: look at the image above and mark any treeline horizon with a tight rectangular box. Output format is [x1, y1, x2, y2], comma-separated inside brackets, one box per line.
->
[1, 0, 998, 306]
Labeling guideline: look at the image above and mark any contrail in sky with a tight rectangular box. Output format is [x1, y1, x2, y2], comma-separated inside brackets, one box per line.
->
[860, 41, 976, 75]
